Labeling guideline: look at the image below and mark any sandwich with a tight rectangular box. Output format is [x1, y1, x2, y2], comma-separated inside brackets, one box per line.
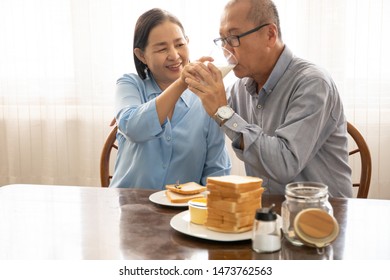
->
[165, 191, 205, 203]
[165, 182, 206, 203]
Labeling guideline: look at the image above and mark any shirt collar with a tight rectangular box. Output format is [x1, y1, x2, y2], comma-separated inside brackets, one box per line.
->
[144, 74, 161, 100]
[262, 45, 293, 94]
[180, 90, 191, 107]
[145, 74, 191, 107]
[245, 45, 293, 96]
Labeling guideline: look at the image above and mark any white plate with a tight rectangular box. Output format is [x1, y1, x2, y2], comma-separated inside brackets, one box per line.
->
[170, 211, 282, 242]
[170, 211, 246, 242]
[149, 190, 188, 207]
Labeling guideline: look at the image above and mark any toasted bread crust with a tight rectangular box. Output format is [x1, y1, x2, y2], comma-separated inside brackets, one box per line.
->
[207, 175, 263, 188]
[205, 175, 263, 233]
[207, 187, 264, 203]
[206, 224, 253, 233]
[166, 182, 206, 195]
[165, 191, 204, 203]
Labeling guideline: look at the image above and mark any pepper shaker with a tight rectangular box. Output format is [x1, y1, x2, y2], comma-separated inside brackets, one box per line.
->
[252, 204, 281, 253]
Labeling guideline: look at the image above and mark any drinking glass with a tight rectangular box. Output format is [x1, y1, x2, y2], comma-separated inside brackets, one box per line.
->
[207, 46, 238, 78]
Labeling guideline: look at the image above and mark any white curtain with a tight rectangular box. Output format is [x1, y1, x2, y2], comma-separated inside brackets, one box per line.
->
[1, 0, 389, 198]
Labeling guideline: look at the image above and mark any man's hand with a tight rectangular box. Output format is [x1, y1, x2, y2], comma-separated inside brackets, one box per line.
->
[182, 60, 228, 117]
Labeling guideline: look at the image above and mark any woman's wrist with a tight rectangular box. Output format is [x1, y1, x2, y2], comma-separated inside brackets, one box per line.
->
[174, 77, 188, 92]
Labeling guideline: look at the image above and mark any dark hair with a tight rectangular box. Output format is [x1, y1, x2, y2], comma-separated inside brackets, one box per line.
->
[133, 8, 186, 79]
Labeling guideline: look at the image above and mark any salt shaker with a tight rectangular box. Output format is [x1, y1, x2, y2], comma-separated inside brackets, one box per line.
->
[252, 204, 281, 253]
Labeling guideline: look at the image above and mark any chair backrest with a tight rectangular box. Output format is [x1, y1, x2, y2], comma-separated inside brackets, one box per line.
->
[347, 121, 372, 198]
[99, 120, 372, 194]
[100, 122, 118, 187]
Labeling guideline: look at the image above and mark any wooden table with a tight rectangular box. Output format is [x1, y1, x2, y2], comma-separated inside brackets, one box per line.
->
[0, 184, 389, 260]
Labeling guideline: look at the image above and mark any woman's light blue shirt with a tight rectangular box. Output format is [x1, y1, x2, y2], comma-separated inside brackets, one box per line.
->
[110, 73, 231, 189]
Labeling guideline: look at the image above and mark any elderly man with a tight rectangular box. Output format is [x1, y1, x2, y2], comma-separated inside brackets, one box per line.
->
[184, 0, 352, 197]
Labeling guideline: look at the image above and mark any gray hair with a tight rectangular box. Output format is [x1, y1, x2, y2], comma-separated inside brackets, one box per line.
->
[226, 0, 282, 40]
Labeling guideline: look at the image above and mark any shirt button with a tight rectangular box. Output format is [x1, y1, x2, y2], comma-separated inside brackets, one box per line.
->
[257, 105, 262, 109]
[162, 165, 167, 169]
[166, 136, 171, 141]
[233, 123, 238, 128]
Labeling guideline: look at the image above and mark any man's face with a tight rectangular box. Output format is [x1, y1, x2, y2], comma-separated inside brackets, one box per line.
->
[219, 1, 270, 80]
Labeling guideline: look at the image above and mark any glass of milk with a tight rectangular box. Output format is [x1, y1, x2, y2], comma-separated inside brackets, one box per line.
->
[207, 46, 237, 78]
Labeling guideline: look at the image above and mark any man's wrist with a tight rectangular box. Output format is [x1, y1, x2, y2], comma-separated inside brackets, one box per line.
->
[213, 105, 234, 126]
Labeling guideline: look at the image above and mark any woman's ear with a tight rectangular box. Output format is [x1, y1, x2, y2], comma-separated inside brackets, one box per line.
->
[134, 48, 146, 64]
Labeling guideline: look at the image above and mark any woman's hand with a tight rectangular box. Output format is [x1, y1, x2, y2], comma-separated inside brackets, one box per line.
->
[182, 58, 228, 117]
[180, 56, 212, 83]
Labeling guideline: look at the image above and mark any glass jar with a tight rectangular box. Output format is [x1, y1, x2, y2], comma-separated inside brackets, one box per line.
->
[281, 182, 333, 246]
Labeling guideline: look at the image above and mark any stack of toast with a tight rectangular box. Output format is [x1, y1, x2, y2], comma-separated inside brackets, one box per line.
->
[205, 175, 264, 233]
[165, 182, 206, 203]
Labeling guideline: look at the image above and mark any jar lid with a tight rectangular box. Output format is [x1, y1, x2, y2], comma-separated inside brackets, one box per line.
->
[285, 182, 328, 200]
[255, 205, 277, 221]
[294, 208, 339, 248]
[188, 197, 207, 208]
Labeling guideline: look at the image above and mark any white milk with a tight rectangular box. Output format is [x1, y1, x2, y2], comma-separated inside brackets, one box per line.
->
[252, 234, 281, 253]
[217, 64, 235, 78]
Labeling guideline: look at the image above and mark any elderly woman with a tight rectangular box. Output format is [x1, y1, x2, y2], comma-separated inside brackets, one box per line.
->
[110, 8, 231, 189]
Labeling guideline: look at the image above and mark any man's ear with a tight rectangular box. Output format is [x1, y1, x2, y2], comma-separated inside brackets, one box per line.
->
[134, 48, 146, 64]
[267, 24, 278, 47]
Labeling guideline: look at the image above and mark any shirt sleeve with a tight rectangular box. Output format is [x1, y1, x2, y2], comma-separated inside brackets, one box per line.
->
[223, 78, 337, 184]
[114, 75, 164, 142]
[200, 119, 232, 185]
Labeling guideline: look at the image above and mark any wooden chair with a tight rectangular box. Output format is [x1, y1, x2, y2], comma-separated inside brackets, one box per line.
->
[99, 120, 372, 196]
[100, 120, 118, 187]
[347, 121, 372, 198]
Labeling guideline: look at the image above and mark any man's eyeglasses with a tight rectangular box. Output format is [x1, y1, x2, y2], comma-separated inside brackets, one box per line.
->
[213, 23, 270, 48]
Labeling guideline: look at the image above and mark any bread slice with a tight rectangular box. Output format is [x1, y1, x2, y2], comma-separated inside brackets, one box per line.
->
[165, 190, 204, 203]
[207, 198, 261, 213]
[206, 220, 253, 233]
[206, 225, 253, 233]
[207, 211, 254, 224]
[166, 182, 206, 195]
[207, 175, 263, 189]
[207, 187, 264, 203]
[207, 175, 263, 194]
[206, 206, 257, 219]
[204, 175, 264, 233]
[206, 215, 253, 228]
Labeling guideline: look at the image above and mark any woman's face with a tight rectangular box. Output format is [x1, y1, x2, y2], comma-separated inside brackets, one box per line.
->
[136, 21, 189, 90]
